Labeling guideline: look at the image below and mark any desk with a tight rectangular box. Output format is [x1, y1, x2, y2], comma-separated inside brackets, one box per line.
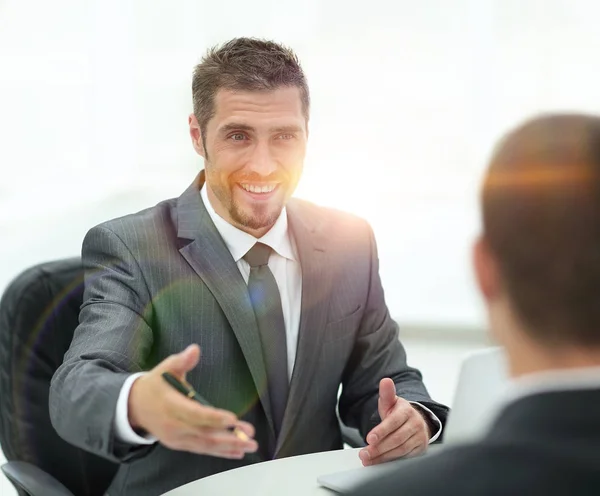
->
[162, 448, 363, 495]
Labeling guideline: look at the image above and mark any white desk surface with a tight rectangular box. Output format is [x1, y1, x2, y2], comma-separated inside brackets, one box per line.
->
[162, 448, 364, 496]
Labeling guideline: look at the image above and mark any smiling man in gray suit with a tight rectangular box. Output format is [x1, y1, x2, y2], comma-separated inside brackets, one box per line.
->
[49, 37, 448, 496]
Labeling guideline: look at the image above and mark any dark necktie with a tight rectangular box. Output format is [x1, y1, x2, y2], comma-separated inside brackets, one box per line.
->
[243, 243, 289, 438]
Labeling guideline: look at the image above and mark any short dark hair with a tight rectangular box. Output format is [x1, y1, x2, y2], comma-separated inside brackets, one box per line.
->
[192, 37, 310, 143]
[482, 113, 600, 347]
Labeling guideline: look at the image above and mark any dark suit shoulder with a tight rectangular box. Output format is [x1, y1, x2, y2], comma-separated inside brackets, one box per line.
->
[352, 440, 599, 496]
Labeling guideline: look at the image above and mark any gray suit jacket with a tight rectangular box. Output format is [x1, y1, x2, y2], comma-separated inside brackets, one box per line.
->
[50, 173, 448, 496]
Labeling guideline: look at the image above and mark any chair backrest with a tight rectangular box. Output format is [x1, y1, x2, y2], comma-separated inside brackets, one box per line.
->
[444, 347, 509, 445]
[0, 258, 118, 496]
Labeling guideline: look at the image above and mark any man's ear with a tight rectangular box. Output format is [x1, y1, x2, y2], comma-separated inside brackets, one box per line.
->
[473, 235, 501, 303]
[188, 114, 205, 158]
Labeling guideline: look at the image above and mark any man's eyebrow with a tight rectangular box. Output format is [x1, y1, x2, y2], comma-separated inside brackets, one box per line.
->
[269, 125, 303, 133]
[217, 123, 304, 134]
[218, 122, 255, 134]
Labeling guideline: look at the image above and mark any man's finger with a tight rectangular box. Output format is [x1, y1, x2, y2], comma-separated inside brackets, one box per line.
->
[167, 391, 238, 429]
[177, 440, 247, 459]
[218, 450, 246, 459]
[158, 344, 201, 376]
[367, 401, 412, 445]
[365, 417, 424, 459]
[199, 429, 258, 453]
[377, 378, 398, 419]
[234, 420, 256, 439]
[178, 429, 258, 457]
[360, 434, 426, 466]
[369, 441, 426, 465]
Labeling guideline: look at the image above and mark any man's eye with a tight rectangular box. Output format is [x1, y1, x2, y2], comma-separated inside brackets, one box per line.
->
[230, 133, 246, 141]
[278, 134, 294, 140]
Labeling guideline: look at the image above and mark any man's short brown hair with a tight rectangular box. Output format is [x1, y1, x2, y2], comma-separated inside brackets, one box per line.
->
[482, 113, 600, 346]
[192, 37, 310, 144]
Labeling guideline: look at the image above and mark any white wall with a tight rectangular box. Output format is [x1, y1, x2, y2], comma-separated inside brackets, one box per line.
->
[2, 0, 600, 328]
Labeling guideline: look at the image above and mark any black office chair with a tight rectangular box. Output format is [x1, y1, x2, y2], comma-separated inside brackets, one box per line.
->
[0, 259, 118, 496]
[0, 258, 365, 496]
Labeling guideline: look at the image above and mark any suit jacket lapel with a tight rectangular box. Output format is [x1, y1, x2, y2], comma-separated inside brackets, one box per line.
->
[176, 172, 276, 439]
[275, 199, 334, 455]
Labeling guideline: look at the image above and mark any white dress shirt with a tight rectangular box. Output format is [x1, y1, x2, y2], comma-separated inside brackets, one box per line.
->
[114, 187, 440, 444]
[198, 186, 303, 378]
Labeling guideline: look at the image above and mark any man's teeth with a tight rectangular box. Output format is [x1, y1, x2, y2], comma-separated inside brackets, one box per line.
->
[241, 184, 277, 193]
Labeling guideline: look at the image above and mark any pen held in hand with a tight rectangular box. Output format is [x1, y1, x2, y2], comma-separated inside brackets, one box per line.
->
[161, 372, 250, 442]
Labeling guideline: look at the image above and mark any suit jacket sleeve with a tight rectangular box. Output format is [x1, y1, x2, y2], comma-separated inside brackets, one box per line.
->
[49, 225, 156, 462]
[337, 222, 449, 439]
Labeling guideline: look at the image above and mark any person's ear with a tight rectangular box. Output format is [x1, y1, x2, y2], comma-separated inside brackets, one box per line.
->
[473, 235, 501, 303]
[188, 114, 206, 158]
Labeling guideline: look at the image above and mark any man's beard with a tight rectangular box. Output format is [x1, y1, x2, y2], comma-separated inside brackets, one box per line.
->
[205, 164, 288, 232]
[210, 179, 283, 231]
[229, 195, 281, 231]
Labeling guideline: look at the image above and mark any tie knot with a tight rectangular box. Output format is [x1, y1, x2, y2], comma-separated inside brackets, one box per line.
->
[243, 243, 272, 268]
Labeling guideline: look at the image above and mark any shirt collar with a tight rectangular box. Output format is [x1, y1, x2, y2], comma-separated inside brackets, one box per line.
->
[200, 185, 296, 263]
[490, 366, 600, 421]
[505, 366, 600, 403]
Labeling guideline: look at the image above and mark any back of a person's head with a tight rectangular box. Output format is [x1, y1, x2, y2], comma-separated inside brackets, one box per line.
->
[482, 113, 600, 347]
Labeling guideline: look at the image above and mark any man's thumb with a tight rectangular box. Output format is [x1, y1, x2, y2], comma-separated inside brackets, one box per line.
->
[159, 344, 200, 376]
[378, 378, 397, 419]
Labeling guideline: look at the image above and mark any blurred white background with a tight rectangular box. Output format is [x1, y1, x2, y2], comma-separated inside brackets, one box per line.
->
[1, 0, 599, 491]
[2, 0, 600, 327]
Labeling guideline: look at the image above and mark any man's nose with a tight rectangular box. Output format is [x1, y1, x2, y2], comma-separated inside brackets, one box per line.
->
[246, 140, 278, 177]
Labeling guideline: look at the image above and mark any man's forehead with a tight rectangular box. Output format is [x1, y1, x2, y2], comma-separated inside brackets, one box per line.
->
[212, 87, 304, 117]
